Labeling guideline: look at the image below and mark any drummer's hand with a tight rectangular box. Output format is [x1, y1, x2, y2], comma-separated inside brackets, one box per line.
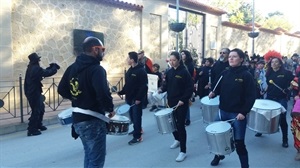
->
[177, 100, 184, 107]
[208, 91, 215, 98]
[135, 100, 141, 105]
[236, 113, 245, 120]
[108, 111, 116, 118]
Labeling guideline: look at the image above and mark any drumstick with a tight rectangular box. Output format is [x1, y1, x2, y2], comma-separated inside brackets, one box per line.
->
[212, 76, 223, 92]
[269, 80, 284, 92]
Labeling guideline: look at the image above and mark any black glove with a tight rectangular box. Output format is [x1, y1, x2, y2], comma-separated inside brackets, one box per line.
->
[50, 63, 60, 70]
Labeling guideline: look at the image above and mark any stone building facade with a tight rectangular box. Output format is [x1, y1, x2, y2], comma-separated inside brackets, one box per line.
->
[0, 0, 299, 83]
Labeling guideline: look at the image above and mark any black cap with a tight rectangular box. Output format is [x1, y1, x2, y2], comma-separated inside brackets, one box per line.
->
[28, 53, 41, 63]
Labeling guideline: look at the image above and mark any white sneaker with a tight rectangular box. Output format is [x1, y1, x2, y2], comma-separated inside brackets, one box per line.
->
[176, 152, 187, 162]
[170, 140, 180, 149]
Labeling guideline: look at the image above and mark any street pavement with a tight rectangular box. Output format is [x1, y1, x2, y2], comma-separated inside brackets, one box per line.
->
[0, 99, 300, 168]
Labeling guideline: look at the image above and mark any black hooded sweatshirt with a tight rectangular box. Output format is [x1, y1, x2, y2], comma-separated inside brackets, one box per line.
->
[161, 64, 194, 107]
[118, 63, 148, 103]
[213, 65, 256, 116]
[58, 54, 114, 123]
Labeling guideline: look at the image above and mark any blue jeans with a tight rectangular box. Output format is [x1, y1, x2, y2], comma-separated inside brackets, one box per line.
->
[73, 119, 107, 168]
[129, 102, 143, 139]
[215, 110, 247, 140]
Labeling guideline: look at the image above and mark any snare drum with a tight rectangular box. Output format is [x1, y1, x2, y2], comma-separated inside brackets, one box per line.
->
[201, 96, 219, 124]
[154, 108, 176, 134]
[58, 108, 73, 125]
[116, 104, 131, 123]
[206, 121, 235, 155]
[106, 115, 130, 135]
[247, 99, 282, 134]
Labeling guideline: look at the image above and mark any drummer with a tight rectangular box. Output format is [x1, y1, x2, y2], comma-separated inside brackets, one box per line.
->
[159, 51, 194, 162]
[208, 48, 256, 168]
[264, 50, 294, 148]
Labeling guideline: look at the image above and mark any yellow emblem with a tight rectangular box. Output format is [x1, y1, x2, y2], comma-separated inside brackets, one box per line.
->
[70, 78, 82, 97]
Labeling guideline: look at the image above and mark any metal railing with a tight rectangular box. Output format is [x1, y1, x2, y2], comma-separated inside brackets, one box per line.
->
[0, 72, 125, 123]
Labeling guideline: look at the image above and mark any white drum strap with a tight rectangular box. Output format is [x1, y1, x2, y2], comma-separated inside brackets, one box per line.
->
[73, 107, 110, 123]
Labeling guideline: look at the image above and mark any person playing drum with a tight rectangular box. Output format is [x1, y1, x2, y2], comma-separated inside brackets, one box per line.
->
[264, 50, 294, 148]
[208, 48, 256, 168]
[58, 37, 116, 168]
[159, 51, 194, 162]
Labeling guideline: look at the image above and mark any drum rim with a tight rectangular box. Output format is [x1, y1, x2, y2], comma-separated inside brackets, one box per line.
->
[200, 96, 219, 105]
[154, 108, 173, 115]
[253, 99, 282, 109]
[205, 121, 231, 132]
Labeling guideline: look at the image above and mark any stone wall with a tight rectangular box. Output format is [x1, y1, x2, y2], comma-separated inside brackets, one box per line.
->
[11, 0, 142, 80]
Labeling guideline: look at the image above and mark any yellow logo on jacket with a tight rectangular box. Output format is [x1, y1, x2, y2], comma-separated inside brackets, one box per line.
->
[131, 74, 137, 77]
[175, 75, 182, 78]
[70, 78, 82, 97]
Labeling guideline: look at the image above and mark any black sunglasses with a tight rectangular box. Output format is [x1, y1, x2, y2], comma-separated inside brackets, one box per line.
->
[220, 52, 228, 54]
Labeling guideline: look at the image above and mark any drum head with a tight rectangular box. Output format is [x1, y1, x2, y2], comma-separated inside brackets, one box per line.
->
[110, 115, 129, 122]
[154, 108, 173, 116]
[58, 108, 73, 118]
[253, 99, 281, 110]
[116, 104, 130, 115]
[201, 96, 219, 106]
[206, 121, 231, 133]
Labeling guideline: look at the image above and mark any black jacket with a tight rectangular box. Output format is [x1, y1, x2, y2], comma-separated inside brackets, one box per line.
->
[24, 63, 57, 99]
[266, 68, 294, 99]
[211, 60, 229, 84]
[214, 65, 256, 116]
[118, 63, 148, 103]
[161, 64, 194, 107]
[58, 54, 114, 123]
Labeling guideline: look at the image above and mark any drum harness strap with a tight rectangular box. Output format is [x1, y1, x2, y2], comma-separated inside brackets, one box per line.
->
[73, 107, 110, 123]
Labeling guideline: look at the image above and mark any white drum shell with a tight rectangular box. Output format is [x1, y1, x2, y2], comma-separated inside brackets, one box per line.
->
[201, 96, 219, 124]
[205, 122, 235, 155]
[154, 108, 176, 134]
[58, 108, 73, 125]
[247, 99, 281, 134]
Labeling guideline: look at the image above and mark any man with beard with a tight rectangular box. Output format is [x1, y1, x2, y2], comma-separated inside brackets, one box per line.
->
[211, 48, 230, 85]
[58, 36, 115, 168]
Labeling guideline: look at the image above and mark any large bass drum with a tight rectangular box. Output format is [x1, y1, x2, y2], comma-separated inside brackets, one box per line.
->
[154, 108, 176, 134]
[206, 121, 235, 155]
[247, 99, 282, 134]
[201, 96, 219, 124]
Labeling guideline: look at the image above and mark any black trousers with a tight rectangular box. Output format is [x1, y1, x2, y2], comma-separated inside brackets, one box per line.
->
[27, 94, 45, 131]
[172, 104, 188, 153]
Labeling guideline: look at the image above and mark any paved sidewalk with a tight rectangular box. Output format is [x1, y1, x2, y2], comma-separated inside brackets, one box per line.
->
[0, 93, 124, 135]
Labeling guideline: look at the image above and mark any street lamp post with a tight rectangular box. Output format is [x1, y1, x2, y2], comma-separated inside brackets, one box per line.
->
[248, 0, 259, 55]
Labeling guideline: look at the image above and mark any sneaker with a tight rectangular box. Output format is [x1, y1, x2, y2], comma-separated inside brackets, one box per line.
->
[175, 152, 187, 162]
[128, 128, 144, 135]
[39, 126, 47, 131]
[170, 140, 180, 149]
[282, 141, 289, 148]
[255, 133, 262, 137]
[210, 155, 225, 166]
[295, 152, 300, 161]
[128, 137, 143, 145]
[27, 130, 42, 136]
[185, 119, 191, 126]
